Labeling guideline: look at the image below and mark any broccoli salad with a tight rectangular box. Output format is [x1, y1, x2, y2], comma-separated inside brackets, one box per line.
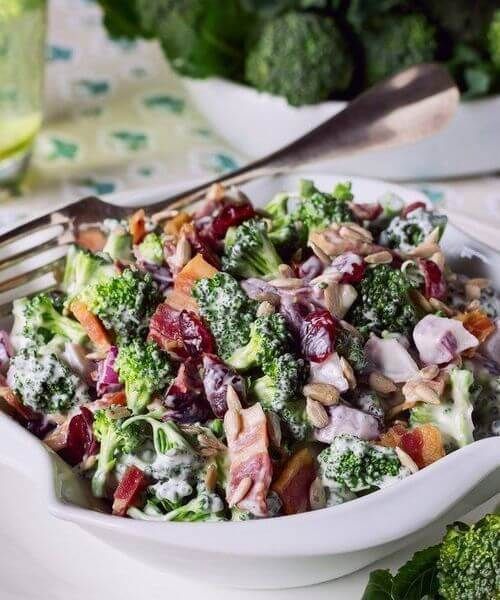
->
[1, 181, 499, 522]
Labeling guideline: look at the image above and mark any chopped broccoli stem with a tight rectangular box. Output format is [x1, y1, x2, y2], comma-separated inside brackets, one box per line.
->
[62, 244, 116, 299]
[115, 340, 173, 414]
[137, 232, 164, 265]
[222, 218, 282, 280]
[123, 414, 193, 456]
[192, 272, 257, 359]
[264, 193, 301, 249]
[7, 347, 89, 414]
[102, 227, 133, 262]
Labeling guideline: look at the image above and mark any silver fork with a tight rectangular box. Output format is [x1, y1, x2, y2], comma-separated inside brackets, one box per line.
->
[0, 64, 458, 313]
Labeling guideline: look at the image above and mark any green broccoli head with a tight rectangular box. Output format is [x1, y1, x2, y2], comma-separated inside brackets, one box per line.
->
[92, 408, 145, 497]
[318, 434, 410, 494]
[471, 371, 500, 439]
[437, 514, 500, 600]
[102, 226, 133, 262]
[380, 207, 447, 252]
[62, 244, 116, 300]
[489, 10, 500, 69]
[294, 180, 354, 235]
[334, 327, 369, 373]
[12, 293, 87, 349]
[192, 272, 257, 359]
[227, 313, 292, 371]
[7, 347, 89, 415]
[252, 353, 310, 440]
[222, 218, 282, 280]
[123, 414, 193, 457]
[363, 14, 436, 86]
[348, 264, 419, 336]
[245, 12, 353, 106]
[264, 192, 301, 250]
[137, 232, 164, 265]
[163, 486, 225, 522]
[81, 268, 161, 343]
[115, 340, 173, 414]
[410, 368, 475, 449]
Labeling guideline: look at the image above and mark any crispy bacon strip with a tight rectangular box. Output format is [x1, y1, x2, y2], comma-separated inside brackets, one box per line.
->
[225, 403, 272, 517]
[112, 466, 149, 516]
[379, 422, 445, 468]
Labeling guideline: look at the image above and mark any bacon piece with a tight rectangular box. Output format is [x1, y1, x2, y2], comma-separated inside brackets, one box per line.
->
[129, 209, 147, 245]
[272, 448, 316, 515]
[309, 228, 383, 259]
[112, 466, 149, 516]
[349, 202, 382, 221]
[225, 403, 272, 517]
[379, 422, 445, 468]
[456, 310, 495, 344]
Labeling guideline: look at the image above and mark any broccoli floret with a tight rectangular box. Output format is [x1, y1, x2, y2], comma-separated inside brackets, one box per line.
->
[348, 264, 419, 336]
[294, 180, 354, 236]
[264, 192, 301, 250]
[362, 15, 437, 86]
[489, 10, 500, 69]
[123, 414, 193, 456]
[410, 368, 475, 449]
[7, 347, 89, 414]
[437, 514, 500, 600]
[80, 268, 161, 343]
[137, 232, 164, 265]
[380, 207, 447, 252]
[192, 272, 257, 359]
[92, 408, 144, 497]
[227, 313, 292, 371]
[252, 353, 310, 440]
[334, 327, 369, 373]
[62, 244, 116, 299]
[222, 218, 282, 280]
[102, 227, 133, 262]
[318, 434, 410, 496]
[164, 485, 225, 522]
[471, 371, 500, 439]
[115, 340, 173, 414]
[245, 12, 353, 106]
[11, 293, 87, 349]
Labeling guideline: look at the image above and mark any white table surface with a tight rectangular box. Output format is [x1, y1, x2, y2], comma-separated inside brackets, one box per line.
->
[1, 463, 496, 600]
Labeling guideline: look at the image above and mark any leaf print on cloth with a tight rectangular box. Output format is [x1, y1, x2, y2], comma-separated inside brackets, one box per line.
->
[46, 44, 73, 62]
[36, 135, 80, 163]
[142, 94, 185, 114]
[107, 129, 150, 154]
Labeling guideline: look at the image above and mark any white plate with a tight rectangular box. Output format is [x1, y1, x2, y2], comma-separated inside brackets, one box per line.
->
[0, 173, 499, 590]
[182, 77, 500, 180]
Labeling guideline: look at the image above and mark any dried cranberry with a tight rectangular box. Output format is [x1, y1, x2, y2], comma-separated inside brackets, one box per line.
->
[349, 202, 383, 221]
[26, 418, 55, 440]
[186, 227, 220, 268]
[59, 407, 97, 466]
[402, 201, 426, 218]
[341, 261, 366, 284]
[420, 259, 446, 300]
[179, 311, 215, 357]
[300, 309, 336, 362]
[400, 429, 424, 468]
[202, 353, 246, 417]
[163, 360, 212, 423]
[211, 202, 255, 240]
[112, 466, 149, 516]
[330, 253, 366, 284]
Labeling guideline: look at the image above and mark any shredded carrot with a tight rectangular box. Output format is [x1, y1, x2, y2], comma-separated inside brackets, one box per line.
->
[174, 253, 218, 296]
[76, 228, 107, 252]
[70, 300, 112, 350]
[456, 309, 495, 343]
[129, 209, 147, 245]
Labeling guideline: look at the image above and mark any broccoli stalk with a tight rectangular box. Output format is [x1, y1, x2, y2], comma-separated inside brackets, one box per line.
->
[7, 347, 89, 415]
[410, 368, 475, 449]
[437, 514, 500, 599]
[294, 179, 354, 236]
[12, 293, 87, 349]
[92, 408, 144, 497]
[79, 268, 162, 343]
[227, 313, 292, 371]
[123, 414, 193, 455]
[245, 12, 353, 106]
[222, 218, 282, 280]
[318, 434, 410, 500]
[348, 264, 419, 336]
[115, 340, 173, 414]
[264, 193, 300, 249]
[489, 10, 500, 69]
[62, 244, 116, 299]
[137, 232, 164, 265]
[192, 272, 257, 359]
[102, 226, 133, 262]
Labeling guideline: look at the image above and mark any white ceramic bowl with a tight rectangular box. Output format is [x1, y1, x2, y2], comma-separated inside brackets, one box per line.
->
[182, 77, 500, 180]
[0, 173, 499, 589]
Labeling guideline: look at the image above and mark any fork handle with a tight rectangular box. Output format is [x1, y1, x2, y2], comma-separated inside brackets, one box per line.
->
[157, 63, 458, 212]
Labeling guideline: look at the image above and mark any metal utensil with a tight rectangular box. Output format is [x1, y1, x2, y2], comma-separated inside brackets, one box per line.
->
[0, 63, 459, 310]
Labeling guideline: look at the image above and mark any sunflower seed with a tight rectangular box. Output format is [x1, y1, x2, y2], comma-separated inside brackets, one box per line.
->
[278, 263, 295, 278]
[430, 251, 445, 270]
[340, 357, 357, 389]
[226, 384, 242, 411]
[418, 364, 440, 380]
[309, 478, 326, 510]
[306, 397, 329, 428]
[303, 383, 340, 406]
[257, 300, 275, 317]
[266, 411, 282, 447]
[254, 291, 281, 305]
[229, 476, 253, 506]
[429, 297, 455, 316]
[151, 208, 178, 224]
[364, 250, 393, 265]
[224, 409, 241, 441]
[175, 234, 191, 269]
[409, 289, 433, 313]
[414, 382, 441, 404]
[197, 433, 227, 452]
[204, 463, 218, 492]
[424, 227, 442, 245]
[267, 277, 303, 289]
[407, 241, 441, 259]
[369, 371, 397, 395]
[309, 241, 331, 264]
[395, 447, 419, 474]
